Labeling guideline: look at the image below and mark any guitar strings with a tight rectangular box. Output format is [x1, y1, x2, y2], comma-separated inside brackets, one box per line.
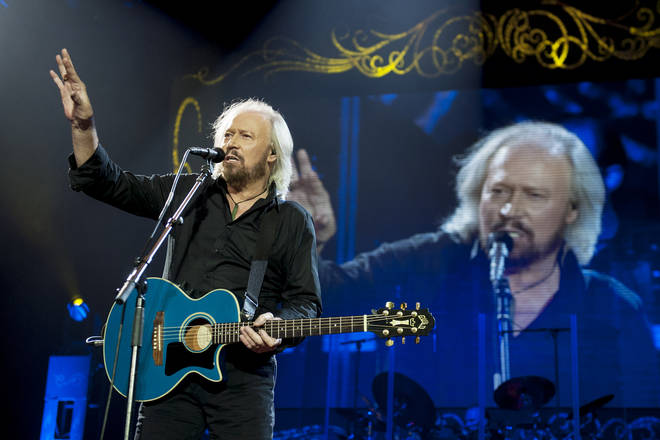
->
[154, 315, 410, 333]
[154, 324, 411, 343]
[148, 315, 424, 343]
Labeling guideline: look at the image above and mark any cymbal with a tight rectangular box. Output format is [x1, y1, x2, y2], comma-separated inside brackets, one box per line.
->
[494, 376, 555, 410]
[334, 408, 386, 432]
[579, 394, 614, 417]
[371, 372, 435, 430]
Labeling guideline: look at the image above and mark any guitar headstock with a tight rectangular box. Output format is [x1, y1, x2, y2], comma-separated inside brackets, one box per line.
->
[368, 302, 435, 346]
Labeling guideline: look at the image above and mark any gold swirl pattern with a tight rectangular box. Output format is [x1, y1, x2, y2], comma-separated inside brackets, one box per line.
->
[184, 3, 660, 85]
[497, 3, 660, 69]
[172, 97, 202, 173]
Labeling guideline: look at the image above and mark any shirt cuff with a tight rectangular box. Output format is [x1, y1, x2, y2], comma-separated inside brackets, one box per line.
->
[68, 144, 109, 191]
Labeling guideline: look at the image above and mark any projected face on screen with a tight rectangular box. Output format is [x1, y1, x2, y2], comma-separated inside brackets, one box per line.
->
[478, 143, 577, 268]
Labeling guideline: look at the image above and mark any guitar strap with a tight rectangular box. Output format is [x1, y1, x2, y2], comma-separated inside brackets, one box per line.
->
[242, 205, 279, 320]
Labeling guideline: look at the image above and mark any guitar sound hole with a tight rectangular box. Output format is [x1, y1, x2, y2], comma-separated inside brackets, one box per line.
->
[164, 342, 217, 376]
[183, 318, 213, 352]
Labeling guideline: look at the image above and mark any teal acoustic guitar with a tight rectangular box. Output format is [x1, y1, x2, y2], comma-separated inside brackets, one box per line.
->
[103, 277, 435, 402]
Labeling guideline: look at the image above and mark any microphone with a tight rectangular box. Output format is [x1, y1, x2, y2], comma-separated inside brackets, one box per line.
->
[188, 147, 225, 163]
[487, 231, 514, 283]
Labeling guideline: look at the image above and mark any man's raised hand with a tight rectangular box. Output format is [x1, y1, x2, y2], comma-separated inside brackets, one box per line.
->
[288, 149, 337, 253]
[49, 48, 94, 128]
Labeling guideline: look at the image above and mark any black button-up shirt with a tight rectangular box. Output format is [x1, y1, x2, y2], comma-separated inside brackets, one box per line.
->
[69, 145, 322, 325]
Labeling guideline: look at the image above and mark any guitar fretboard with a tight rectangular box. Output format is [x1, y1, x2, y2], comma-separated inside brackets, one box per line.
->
[212, 315, 371, 344]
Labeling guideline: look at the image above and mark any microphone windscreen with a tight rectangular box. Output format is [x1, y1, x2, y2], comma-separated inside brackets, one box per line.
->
[487, 231, 514, 253]
[210, 148, 225, 163]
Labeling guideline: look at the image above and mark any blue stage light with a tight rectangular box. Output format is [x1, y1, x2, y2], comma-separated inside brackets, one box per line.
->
[67, 298, 89, 322]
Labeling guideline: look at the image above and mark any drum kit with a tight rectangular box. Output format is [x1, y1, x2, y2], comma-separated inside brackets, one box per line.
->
[334, 373, 616, 440]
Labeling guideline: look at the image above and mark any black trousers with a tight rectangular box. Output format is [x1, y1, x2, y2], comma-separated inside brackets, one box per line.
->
[135, 352, 276, 440]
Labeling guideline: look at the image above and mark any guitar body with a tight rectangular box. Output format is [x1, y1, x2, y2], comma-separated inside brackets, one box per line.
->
[103, 277, 241, 402]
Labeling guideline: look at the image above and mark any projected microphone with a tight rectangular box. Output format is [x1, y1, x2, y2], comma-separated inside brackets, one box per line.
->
[487, 231, 514, 283]
[188, 147, 225, 163]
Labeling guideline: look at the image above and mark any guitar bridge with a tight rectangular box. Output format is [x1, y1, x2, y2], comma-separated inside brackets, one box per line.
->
[152, 311, 164, 366]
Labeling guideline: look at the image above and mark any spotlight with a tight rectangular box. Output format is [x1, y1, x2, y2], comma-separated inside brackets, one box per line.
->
[67, 297, 89, 322]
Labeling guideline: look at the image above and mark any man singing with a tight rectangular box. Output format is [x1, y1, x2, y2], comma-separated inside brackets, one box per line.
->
[51, 48, 321, 440]
[290, 122, 660, 407]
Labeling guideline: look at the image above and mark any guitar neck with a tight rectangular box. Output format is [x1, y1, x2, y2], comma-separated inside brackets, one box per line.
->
[212, 316, 371, 344]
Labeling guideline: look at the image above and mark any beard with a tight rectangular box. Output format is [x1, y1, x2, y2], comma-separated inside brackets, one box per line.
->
[481, 219, 566, 271]
[506, 234, 564, 270]
[223, 152, 270, 191]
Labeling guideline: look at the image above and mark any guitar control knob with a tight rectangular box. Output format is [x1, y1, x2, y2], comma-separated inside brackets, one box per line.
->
[385, 301, 394, 309]
[385, 338, 394, 347]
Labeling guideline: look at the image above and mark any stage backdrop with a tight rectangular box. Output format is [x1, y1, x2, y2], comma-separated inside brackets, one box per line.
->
[1, 0, 660, 438]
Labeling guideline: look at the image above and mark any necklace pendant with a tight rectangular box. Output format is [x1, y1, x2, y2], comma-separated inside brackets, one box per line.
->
[231, 204, 238, 220]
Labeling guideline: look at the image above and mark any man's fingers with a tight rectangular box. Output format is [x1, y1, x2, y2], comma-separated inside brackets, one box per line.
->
[290, 153, 300, 184]
[253, 312, 274, 326]
[297, 149, 315, 178]
[49, 70, 64, 90]
[240, 313, 282, 353]
[56, 54, 67, 79]
[239, 326, 280, 352]
[61, 49, 81, 82]
[259, 329, 282, 348]
[241, 326, 263, 346]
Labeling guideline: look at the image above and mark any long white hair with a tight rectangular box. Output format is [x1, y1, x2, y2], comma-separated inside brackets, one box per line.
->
[441, 121, 605, 265]
[211, 99, 293, 198]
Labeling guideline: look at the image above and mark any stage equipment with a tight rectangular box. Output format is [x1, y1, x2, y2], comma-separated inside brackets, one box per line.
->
[371, 372, 436, 434]
[40, 355, 91, 440]
[494, 376, 555, 410]
[67, 297, 89, 321]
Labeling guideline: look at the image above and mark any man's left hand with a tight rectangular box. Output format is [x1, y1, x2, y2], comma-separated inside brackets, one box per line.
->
[239, 312, 282, 353]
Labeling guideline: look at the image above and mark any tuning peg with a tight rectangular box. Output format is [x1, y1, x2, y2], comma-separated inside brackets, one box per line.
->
[382, 329, 390, 337]
[400, 302, 407, 310]
[385, 301, 394, 309]
[415, 336, 420, 344]
[385, 338, 394, 347]
[416, 302, 420, 310]
[401, 337, 406, 344]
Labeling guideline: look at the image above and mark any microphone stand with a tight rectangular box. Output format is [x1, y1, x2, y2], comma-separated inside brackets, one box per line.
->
[113, 162, 214, 440]
[494, 276, 513, 385]
[340, 338, 373, 439]
[488, 232, 514, 388]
